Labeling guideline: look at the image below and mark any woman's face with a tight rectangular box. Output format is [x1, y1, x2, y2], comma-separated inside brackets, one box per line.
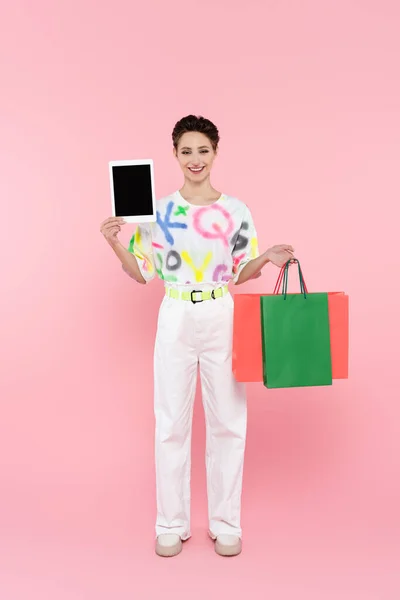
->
[174, 131, 217, 183]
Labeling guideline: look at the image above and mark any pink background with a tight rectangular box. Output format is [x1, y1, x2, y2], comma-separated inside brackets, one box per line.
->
[1, 1, 399, 598]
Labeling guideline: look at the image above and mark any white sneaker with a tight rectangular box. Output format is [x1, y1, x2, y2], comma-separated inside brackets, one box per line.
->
[215, 534, 242, 557]
[155, 534, 182, 557]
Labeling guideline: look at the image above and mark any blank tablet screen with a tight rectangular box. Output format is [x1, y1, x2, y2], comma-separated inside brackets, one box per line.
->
[111, 164, 154, 217]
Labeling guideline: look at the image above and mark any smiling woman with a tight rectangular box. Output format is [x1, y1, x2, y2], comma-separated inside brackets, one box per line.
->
[100, 114, 294, 559]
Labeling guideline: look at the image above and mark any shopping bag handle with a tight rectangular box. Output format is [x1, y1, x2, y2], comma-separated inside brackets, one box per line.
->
[273, 261, 306, 292]
[274, 259, 308, 299]
[283, 259, 307, 299]
[273, 265, 286, 294]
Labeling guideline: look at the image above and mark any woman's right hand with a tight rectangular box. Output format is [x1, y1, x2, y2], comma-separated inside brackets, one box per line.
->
[100, 216, 126, 247]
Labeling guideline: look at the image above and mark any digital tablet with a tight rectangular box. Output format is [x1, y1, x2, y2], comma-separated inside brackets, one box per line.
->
[109, 159, 157, 223]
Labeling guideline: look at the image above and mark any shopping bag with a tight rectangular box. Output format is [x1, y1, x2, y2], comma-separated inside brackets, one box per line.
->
[328, 292, 349, 379]
[284, 265, 349, 380]
[232, 265, 285, 382]
[232, 264, 349, 382]
[261, 260, 333, 388]
[232, 294, 264, 381]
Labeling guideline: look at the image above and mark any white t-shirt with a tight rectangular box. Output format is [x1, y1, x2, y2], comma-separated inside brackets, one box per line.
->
[127, 190, 259, 285]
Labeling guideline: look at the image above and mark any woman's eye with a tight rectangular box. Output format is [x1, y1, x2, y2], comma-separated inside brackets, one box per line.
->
[181, 150, 209, 155]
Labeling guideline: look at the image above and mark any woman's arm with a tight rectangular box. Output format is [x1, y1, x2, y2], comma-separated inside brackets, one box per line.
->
[100, 217, 151, 285]
[234, 251, 270, 285]
[235, 245, 295, 285]
[111, 240, 146, 284]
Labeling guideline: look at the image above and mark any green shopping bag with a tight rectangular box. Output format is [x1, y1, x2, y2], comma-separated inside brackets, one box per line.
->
[261, 260, 332, 388]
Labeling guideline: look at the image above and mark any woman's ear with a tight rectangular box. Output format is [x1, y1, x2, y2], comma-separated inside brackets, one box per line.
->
[172, 147, 177, 159]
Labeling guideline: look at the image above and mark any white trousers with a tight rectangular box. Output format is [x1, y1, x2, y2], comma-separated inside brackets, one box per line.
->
[154, 283, 247, 540]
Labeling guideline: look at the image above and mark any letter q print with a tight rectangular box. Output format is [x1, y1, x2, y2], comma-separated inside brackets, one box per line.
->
[193, 205, 234, 248]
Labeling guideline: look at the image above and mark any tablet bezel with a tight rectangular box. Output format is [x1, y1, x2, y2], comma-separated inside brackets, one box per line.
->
[109, 159, 157, 223]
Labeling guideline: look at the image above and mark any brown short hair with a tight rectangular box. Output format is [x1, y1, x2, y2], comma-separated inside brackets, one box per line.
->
[172, 115, 220, 151]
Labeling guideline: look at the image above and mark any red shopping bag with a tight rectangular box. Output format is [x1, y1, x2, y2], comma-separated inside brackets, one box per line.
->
[328, 292, 349, 379]
[232, 293, 264, 382]
[232, 265, 349, 382]
[232, 267, 284, 382]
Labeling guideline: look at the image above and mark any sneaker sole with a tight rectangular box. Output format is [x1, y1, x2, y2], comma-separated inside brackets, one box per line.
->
[155, 539, 183, 557]
[215, 539, 242, 557]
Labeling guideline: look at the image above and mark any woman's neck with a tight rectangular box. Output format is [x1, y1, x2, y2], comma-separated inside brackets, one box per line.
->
[179, 178, 221, 205]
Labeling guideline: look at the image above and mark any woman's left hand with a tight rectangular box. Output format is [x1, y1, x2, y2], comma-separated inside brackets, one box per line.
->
[265, 245, 295, 268]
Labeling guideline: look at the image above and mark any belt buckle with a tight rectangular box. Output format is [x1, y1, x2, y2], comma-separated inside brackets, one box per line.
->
[191, 290, 203, 304]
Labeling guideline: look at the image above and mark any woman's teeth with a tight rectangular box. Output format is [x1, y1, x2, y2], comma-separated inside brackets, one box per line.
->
[189, 167, 204, 173]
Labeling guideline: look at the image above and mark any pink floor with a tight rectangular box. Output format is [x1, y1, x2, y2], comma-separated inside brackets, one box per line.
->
[2, 392, 399, 600]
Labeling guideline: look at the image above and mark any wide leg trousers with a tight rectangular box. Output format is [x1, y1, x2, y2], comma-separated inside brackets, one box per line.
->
[154, 284, 247, 540]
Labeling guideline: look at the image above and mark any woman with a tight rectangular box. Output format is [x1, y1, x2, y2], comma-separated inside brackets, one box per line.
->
[100, 115, 294, 557]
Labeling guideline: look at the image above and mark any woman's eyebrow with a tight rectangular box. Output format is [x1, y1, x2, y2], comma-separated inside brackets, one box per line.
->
[181, 145, 210, 150]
